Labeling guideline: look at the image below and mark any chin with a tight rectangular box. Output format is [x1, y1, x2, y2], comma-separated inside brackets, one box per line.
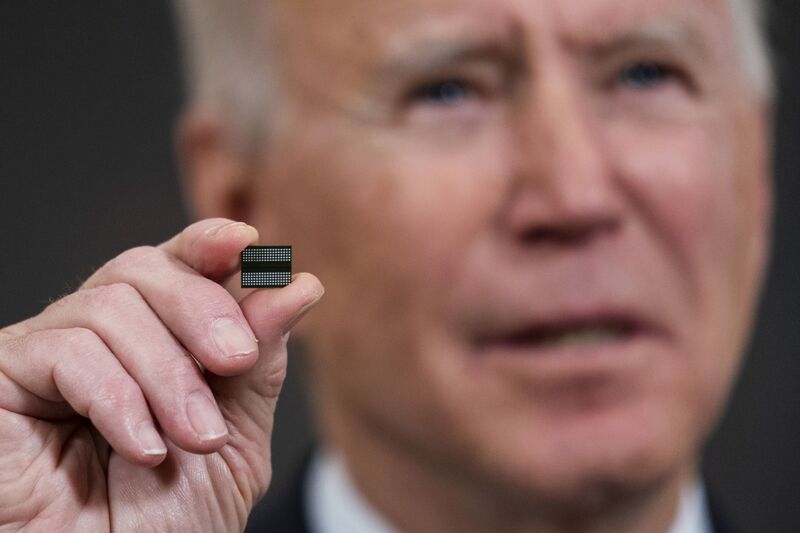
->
[458, 393, 698, 511]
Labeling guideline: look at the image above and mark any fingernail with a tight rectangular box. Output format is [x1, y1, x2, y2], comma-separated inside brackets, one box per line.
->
[136, 420, 167, 456]
[186, 391, 229, 441]
[282, 290, 325, 334]
[212, 317, 258, 358]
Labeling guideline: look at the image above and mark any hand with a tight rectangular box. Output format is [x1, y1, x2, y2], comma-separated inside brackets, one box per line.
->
[0, 218, 324, 532]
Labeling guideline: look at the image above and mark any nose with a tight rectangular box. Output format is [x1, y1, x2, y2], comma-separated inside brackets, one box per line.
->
[501, 63, 623, 247]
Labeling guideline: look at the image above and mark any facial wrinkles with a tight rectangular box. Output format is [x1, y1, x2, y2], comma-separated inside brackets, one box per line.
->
[550, 0, 721, 39]
[276, 0, 726, 138]
[473, 37, 740, 398]
[545, 0, 739, 302]
[260, 3, 770, 527]
[275, 0, 518, 125]
[535, 0, 734, 104]
[274, 0, 743, 318]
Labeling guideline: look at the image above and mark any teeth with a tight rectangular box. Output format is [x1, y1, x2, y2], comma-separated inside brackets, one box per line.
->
[538, 326, 624, 347]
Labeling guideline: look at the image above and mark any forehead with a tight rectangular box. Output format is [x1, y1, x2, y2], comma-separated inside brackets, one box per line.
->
[261, 0, 737, 112]
[269, 0, 732, 51]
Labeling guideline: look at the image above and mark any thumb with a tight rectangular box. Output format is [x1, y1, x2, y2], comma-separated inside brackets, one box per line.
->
[206, 272, 324, 446]
[240, 272, 325, 350]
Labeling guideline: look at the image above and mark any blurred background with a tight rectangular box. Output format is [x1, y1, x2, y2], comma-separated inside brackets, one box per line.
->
[1, 2, 798, 531]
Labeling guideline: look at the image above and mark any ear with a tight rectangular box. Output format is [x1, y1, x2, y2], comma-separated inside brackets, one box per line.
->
[175, 108, 253, 224]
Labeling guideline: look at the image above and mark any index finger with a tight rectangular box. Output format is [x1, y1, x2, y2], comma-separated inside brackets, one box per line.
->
[158, 218, 260, 282]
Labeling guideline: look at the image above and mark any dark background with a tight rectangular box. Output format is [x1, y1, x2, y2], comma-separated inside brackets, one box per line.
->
[1, 2, 798, 531]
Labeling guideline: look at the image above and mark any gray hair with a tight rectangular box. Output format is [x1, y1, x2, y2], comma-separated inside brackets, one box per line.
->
[172, 0, 774, 142]
[173, 0, 275, 146]
[729, 0, 774, 100]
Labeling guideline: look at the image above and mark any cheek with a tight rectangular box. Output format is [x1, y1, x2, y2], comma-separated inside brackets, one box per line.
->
[383, 138, 510, 292]
[611, 123, 733, 285]
[605, 113, 750, 406]
[605, 111, 744, 308]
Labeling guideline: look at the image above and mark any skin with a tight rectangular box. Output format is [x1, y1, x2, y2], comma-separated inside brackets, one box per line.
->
[0, 220, 324, 531]
[221, 0, 767, 531]
[0, 0, 771, 532]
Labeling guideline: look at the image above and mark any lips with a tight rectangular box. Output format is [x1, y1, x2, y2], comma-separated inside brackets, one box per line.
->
[473, 309, 660, 357]
[467, 309, 665, 385]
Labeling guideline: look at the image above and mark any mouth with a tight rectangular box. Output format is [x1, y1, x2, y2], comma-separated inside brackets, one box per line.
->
[471, 308, 663, 372]
[484, 317, 642, 352]
[469, 308, 666, 397]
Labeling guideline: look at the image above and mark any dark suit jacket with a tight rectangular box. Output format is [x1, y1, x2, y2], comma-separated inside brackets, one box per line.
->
[244, 453, 739, 533]
[244, 451, 313, 533]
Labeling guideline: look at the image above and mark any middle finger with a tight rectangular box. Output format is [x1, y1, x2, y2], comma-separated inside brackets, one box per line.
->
[81, 245, 259, 377]
[26, 283, 230, 453]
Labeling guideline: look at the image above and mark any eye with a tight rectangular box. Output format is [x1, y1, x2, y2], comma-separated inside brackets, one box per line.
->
[616, 62, 675, 90]
[409, 79, 477, 106]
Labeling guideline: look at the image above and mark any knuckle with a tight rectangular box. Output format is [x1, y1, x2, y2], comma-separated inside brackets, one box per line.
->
[112, 380, 144, 407]
[62, 327, 103, 354]
[90, 282, 142, 308]
[179, 284, 235, 317]
[89, 378, 142, 417]
[160, 354, 205, 390]
[107, 245, 162, 274]
[157, 272, 236, 320]
[168, 274, 201, 297]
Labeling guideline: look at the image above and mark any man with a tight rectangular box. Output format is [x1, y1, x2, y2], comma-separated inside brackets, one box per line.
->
[0, 0, 773, 531]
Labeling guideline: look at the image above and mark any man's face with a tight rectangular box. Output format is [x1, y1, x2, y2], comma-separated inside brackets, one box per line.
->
[248, 0, 771, 502]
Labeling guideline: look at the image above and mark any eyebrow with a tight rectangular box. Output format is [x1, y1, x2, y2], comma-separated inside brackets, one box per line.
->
[369, 17, 712, 84]
[373, 34, 523, 81]
[581, 19, 713, 62]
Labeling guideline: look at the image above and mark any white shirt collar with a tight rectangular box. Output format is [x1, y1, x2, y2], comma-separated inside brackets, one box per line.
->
[306, 450, 713, 533]
[668, 480, 714, 533]
[306, 450, 395, 533]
